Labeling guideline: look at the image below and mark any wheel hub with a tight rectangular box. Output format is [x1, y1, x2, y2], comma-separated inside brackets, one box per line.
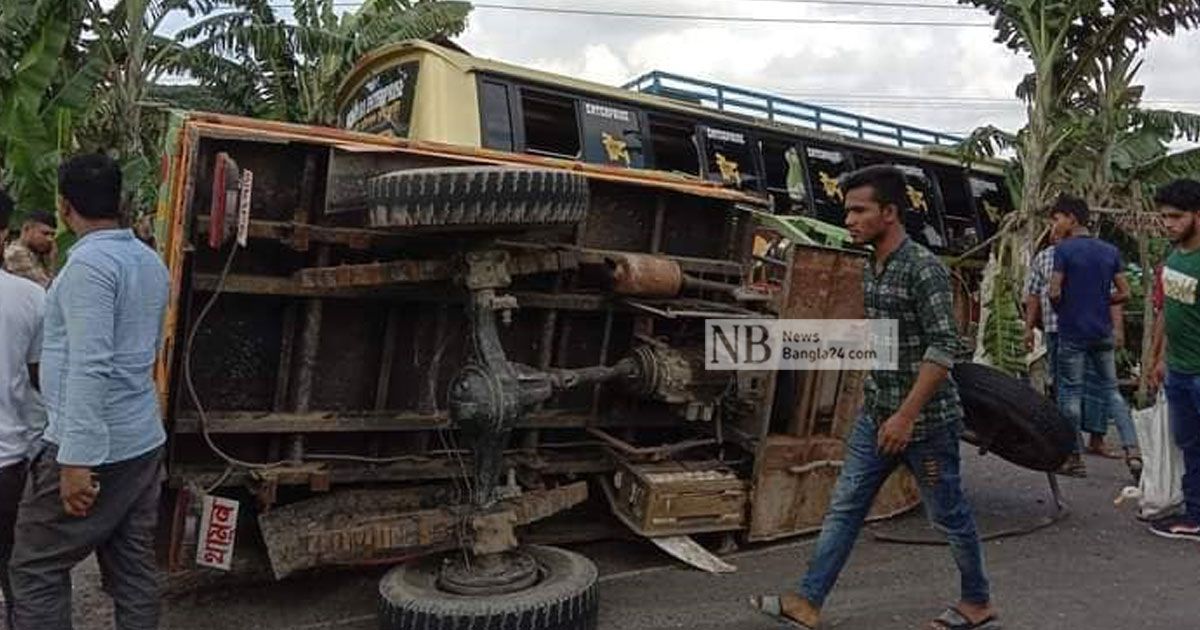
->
[438, 551, 540, 596]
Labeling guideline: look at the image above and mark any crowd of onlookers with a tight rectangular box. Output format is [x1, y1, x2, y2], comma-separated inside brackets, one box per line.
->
[0, 154, 169, 629]
[1023, 180, 1200, 542]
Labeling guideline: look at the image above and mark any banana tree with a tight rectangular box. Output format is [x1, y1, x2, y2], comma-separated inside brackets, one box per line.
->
[0, 0, 103, 222]
[956, 0, 1200, 372]
[176, 0, 473, 125]
[80, 0, 217, 217]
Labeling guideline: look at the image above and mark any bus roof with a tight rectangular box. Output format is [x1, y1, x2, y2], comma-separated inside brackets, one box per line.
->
[337, 39, 1008, 176]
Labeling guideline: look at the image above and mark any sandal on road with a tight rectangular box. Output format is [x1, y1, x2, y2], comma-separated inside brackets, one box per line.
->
[929, 606, 1001, 629]
[748, 595, 815, 629]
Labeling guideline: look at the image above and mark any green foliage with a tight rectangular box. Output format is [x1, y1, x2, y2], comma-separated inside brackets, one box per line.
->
[0, 0, 99, 219]
[976, 234, 1028, 376]
[177, 0, 473, 125]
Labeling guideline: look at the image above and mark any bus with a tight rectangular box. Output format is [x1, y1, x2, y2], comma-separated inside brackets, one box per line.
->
[335, 39, 1014, 260]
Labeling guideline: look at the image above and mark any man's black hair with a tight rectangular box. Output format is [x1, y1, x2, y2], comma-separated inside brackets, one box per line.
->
[1154, 179, 1200, 213]
[840, 164, 911, 217]
[25, 210, 57, 230]
[1050, 193, 1090, 226]
[0, 188, 12, 232]
[58, 153, 122, 220]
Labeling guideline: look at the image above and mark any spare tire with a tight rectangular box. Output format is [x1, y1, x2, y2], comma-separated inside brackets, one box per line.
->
[379, 545, 598, 630]
[953, 362, 1075, 472]
[368, 166, 589, 230]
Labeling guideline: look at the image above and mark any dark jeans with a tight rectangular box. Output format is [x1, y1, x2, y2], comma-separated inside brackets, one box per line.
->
[1057, 336, 1138, 453]
[10, 443, 164, 630]
[0, 461, 27, 629]
[1165, 370, 1200, 523]
[799, 416, 990, 607]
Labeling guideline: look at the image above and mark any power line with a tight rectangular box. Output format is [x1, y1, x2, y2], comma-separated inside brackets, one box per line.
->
[264, 1, 994, 26]
[468, 4, 993, 26]
[270, 0, 983, 10]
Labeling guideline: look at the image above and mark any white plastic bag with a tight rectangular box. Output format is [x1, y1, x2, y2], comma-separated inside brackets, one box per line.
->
[1133, 393, 1185, 519]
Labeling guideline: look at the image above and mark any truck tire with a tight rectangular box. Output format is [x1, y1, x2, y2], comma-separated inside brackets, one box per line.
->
[378, 546, 598, 630]
[953, 362, 1076, 472]
[367, 166, 589, 230]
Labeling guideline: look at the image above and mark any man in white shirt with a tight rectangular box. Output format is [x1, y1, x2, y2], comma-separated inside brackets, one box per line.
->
[0, 190, 46, 628]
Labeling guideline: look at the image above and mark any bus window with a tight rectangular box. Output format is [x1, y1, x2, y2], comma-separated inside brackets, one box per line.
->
[647, 113, 700, 176]
[761, 139, 810, 215]
[969, 175, 1013, 242]
[893, 163, 946, 251]
[519, 88, 581, 159]
[480, 80, 515, 151]
[699, 125, 759, 190]
[341, 61, 420, 137]
[803, 144, 852, 227]
[579, 100, 645, 169]
[931, 167, 978, 253]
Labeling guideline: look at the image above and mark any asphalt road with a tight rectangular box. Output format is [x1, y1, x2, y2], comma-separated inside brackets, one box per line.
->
[65, 447, 1196, 630]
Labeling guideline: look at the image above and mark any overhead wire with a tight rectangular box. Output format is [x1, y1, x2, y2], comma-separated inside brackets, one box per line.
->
[262, 0, 994, 26]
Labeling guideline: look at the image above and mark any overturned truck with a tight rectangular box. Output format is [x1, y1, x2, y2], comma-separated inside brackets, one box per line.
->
[151, 111, 936, 628]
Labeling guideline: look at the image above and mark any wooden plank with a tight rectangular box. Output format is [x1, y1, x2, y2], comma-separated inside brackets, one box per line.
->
[295, 259, 450, 288]
[170, 408, 672, 434]
[192, 273, 455, 299]
[195, 215, 408, 250]
[169, 452, 613, 491]
[257, 482, 588, 578]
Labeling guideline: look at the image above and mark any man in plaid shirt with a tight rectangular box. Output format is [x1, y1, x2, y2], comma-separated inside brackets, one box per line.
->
[753, 165, 996, 630]
[1025, 238, 1059, 392]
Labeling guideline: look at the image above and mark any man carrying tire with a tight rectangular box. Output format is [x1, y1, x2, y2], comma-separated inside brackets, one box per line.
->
[751, 165, 998, 630]
[1148, 178, 1200, 541]
[1048, 194, 1133, 478]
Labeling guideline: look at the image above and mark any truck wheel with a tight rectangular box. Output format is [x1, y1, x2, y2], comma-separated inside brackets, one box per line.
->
[378, 545, 598, 630]
[953, 362, 1076, 472]
[367, 166, 589, 230]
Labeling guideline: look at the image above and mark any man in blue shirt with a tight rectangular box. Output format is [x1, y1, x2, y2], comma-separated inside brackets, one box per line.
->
[10, 154, 169, 630]
[1048, 194, 1132, 478]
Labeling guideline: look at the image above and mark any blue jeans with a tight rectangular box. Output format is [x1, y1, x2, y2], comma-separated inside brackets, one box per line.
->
[799, 416, 990, 607]
[1057, 337, 1138, 453]
[1165, 370, 1200, 523]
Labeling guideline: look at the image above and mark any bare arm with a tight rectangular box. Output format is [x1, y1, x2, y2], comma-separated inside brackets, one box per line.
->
[1049, 271, 1064, 304]
[897, 362, 951, 421]
[1111, 302, 1125, 348]
[1111, 273, 1131, 305]
[1152, 308, 1166, 367]
[1024, 294, 1042, 332]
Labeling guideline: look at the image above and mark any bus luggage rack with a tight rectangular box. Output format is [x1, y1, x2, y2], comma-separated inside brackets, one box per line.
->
[624, 70, 963, 150]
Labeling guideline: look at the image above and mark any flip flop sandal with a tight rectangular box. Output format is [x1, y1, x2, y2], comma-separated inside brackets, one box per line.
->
[1085, 446, 1122, 459]
[929, 606, 1002, 629]
[748, 595, 815, 629]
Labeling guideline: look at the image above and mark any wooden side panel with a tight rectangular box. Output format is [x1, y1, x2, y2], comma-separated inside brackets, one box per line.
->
[747, 436, 920, 542]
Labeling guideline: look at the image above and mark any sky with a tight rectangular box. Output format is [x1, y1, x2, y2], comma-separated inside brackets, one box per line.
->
[451, 0, 1200, 139]
[149, 1, 1200, 141]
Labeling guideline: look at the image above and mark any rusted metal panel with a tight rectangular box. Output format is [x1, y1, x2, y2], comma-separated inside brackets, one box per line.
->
[746, 436, 920, 542]
[780, 244, 867, 320]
